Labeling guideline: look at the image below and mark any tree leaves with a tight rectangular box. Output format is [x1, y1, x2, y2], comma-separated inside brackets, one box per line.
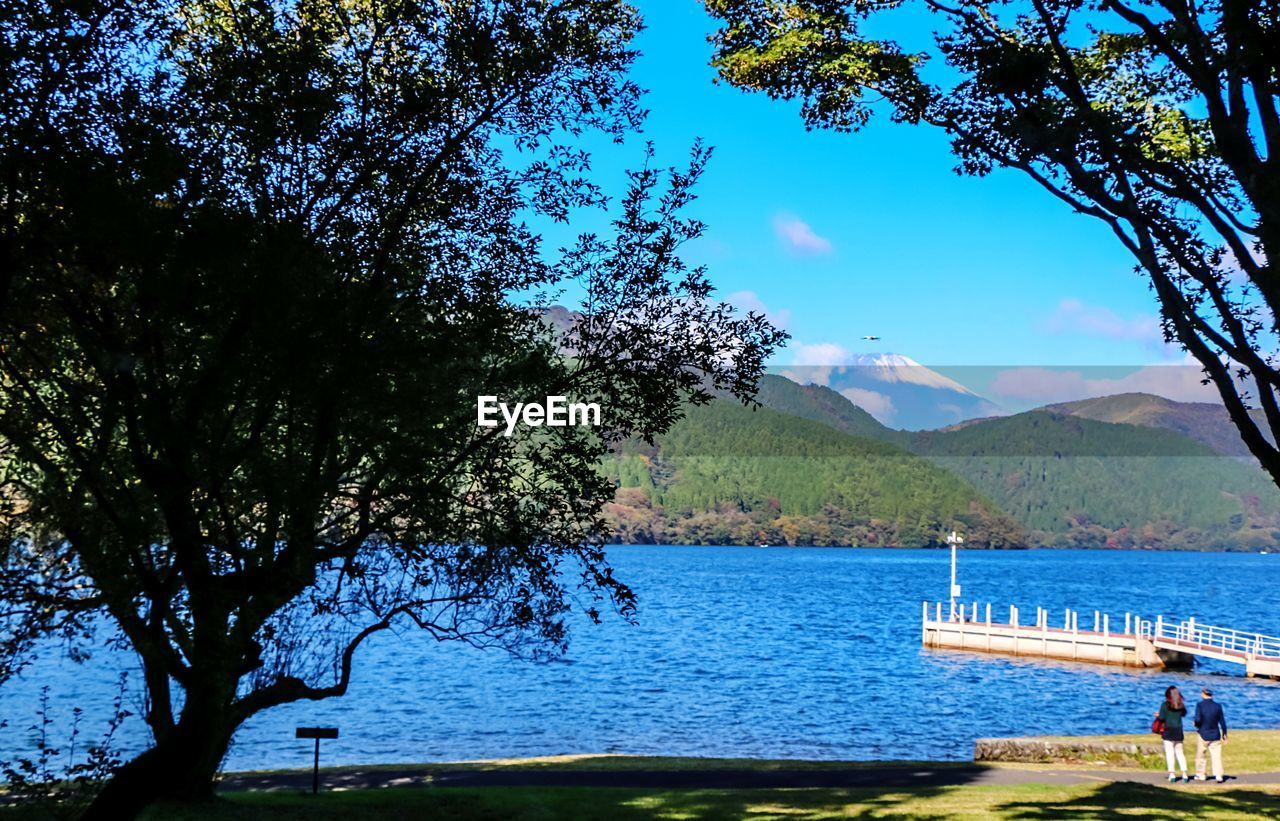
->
[707, 0, 1280, 485]
[0, 0, 782, 806]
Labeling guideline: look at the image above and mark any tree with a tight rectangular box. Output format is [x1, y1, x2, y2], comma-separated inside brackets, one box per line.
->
[0, 1, 784, 817]
[706, 0, 1280, 480]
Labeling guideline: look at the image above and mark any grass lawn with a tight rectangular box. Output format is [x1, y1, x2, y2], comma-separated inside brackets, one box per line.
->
[233, 729, 1280, 781]
[135, 782, 1280, 820]
[7, 735, 1280, 819]
[1027, 729, 1280, 773]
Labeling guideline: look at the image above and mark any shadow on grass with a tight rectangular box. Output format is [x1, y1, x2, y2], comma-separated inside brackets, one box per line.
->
[141, 785, 972, 821]
[137, 782, 1280, 821]
[6, 765, 989, 820]
[218, 763, 992, 793]
[995, 781, 1280, 820]
[9, 778, 1280, 820]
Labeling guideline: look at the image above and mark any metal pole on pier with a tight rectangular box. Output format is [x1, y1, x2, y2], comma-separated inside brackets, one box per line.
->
[947, 530, 964, 621]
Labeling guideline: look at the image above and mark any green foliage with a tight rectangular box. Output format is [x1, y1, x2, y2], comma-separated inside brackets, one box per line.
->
[705, 0, 1280, 488]
[0, 0, 782, 813]
[760, 374, 1280, 547]
[750, 375, 902, 442]
[1043, 393, 1268, 460]
[0, 676, 131, 819]
[911, 412, 1280, 547]
[604, 400, 1022, 547]
[705, 1, 932, 131]
[912, 410, 1218, 458]
[626, 376, 1280, 550]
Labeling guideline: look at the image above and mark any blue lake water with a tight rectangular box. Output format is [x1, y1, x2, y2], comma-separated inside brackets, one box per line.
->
[2, 546, 1279, 773]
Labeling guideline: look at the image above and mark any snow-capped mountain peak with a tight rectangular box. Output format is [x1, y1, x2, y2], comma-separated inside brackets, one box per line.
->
[845, 353, 978, 396]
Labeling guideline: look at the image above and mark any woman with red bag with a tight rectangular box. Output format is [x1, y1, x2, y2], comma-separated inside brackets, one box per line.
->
[1154, 685, 1190, 783]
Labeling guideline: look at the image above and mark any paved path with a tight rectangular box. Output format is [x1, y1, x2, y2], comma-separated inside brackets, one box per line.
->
[217, 765, 1280, 794]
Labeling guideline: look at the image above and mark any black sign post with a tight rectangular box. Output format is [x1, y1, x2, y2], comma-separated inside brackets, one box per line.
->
[295, 726, 339, 795]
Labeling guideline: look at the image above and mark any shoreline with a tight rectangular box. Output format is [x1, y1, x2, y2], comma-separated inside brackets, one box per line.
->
[8, 737, 1280, 818]
[604, 543, 1275, 554]
[217, 729, 1280, 785]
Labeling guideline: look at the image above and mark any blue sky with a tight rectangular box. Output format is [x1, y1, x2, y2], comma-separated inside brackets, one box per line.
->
[562, 0, 1198, 396]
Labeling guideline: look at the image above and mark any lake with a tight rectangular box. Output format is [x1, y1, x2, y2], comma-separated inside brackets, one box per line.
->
[2, 546, 1278, 772]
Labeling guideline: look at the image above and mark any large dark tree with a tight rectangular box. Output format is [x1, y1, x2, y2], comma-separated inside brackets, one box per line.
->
[0, 1, 783, 817]
[707, 0, 1280, 480]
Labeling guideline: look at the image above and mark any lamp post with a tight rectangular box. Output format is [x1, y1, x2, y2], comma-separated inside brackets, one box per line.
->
[947, 530, 964, 621]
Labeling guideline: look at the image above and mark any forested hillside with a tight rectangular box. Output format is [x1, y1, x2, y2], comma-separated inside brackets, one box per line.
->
[751, 375, 899, 442]
[1043, 393, 1271, 458]
[602, 400, 1023, 547]
[602, 376, 1280, 550]
[909, 413, 1280, 550]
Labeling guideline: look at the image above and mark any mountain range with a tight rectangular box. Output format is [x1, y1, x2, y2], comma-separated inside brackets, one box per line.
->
[1042, 393, 1271, 459]
[602, 374, 1280, 551]
[780, 354, 1005, 430]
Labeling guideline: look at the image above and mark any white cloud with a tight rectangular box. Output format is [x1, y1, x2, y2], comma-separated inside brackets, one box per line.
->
[840, 387, 896, 424]
[987, 357, 1219, 406]
[780, 342, 855, 386]
[772, 213, 833, 256]
[1041, 298, 1161, 341]
[788, 341, 852, 366]
[725, 290, 791, 330]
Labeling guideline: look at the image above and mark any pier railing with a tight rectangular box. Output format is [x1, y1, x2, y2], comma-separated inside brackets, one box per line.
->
[1138, 616, 1280, 660]
[921, 600, 1142, 667]
[923, 600, 1280, 677]
[922, 600, 1133, 635]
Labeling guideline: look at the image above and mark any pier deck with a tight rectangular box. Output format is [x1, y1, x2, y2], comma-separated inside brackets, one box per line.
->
[922, 601, 1279, 677]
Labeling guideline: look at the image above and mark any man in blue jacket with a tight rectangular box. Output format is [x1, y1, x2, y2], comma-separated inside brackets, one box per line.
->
[1193, 688, 1228, 782]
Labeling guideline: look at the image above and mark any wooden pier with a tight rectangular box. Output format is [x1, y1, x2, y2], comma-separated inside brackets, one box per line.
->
[922, 601, 1280, 677]
[1149, 618, 1280, 679]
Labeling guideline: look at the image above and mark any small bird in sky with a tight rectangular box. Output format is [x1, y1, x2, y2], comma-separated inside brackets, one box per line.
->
[862, 335, 880, 341]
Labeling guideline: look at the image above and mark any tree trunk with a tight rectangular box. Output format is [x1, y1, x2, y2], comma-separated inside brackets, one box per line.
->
[80, 700, 236, 821]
